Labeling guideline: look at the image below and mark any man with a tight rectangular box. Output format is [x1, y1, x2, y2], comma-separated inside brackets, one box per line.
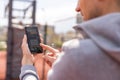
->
[20, 0, 120, 80]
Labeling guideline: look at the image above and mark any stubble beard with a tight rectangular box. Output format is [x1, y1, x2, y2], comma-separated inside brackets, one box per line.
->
[87, 7, 103, 20]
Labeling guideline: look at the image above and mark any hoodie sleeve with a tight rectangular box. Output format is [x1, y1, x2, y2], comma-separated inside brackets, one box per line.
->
[19, 65, 39, 80]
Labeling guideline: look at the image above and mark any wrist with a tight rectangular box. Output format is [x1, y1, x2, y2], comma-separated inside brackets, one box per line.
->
[22, 56, 34, 66]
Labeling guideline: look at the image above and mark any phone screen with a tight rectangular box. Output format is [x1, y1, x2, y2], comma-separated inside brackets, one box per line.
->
[25, 26, 43, 54]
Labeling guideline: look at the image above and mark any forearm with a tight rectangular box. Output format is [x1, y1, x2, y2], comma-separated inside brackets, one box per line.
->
[20, 65, 39, 80]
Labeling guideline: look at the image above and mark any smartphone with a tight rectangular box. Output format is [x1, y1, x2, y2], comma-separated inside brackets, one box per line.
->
[25, 26, 43, 54]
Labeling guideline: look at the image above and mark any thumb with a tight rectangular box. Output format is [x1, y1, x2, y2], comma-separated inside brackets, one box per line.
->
[40, 43, 59, 53]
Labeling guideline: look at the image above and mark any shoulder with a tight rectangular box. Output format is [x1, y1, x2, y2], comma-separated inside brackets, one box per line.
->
[62, 38, 101, 55]
[48, 38, 120, 80]
[47, 39, 104, 80]
[62, 39, 80, 51]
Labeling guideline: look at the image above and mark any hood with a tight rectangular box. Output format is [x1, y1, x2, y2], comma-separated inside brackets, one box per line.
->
[74, 13, 120, 63]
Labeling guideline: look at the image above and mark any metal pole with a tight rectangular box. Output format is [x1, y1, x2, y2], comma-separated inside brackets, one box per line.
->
[32, 0, 36, 25]
[14, 0, 34, 2]
[44, 24, 47, 44]
[6, 0, 13, 80]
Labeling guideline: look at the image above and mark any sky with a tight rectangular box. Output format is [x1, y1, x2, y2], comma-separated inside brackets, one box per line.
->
[0, 0, 78, 33]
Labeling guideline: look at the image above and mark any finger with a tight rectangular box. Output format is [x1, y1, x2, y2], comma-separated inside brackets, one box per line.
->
[39, 34, 43, 43]
[44, 55, 55, 63]
[21, 35, 31, 55]
[39, 34, 43, 38]
[21, 35, 27, 49]
[40, 38, 43, 43]
[24, 35, 27, 42]
[47, 53, 54, 56]
[22, 35, 27, 44]
[40, 43, 59, 53]
[45, 60, 52, 67]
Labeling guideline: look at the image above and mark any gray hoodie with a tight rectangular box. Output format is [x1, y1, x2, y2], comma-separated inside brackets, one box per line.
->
[20, 13, 120, 80]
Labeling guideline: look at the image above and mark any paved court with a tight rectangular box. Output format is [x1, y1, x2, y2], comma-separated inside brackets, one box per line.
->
[0, 51, 6, 80]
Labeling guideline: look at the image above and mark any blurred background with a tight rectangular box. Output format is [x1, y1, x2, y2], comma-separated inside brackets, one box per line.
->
[0, 0, 83, 80]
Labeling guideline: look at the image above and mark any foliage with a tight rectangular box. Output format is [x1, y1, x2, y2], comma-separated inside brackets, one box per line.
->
[0, 42, 7, 51]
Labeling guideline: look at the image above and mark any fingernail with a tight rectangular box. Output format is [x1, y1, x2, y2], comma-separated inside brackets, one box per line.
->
[40, 43, 43, 45]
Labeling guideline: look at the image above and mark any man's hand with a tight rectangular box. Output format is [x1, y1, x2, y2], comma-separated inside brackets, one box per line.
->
[21, 35, 35, 66]
[40, 43, 60, 66]
[21, 34, 60, 67]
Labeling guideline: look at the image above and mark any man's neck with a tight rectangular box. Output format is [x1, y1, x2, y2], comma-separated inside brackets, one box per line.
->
[102, 4, 120, 16]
